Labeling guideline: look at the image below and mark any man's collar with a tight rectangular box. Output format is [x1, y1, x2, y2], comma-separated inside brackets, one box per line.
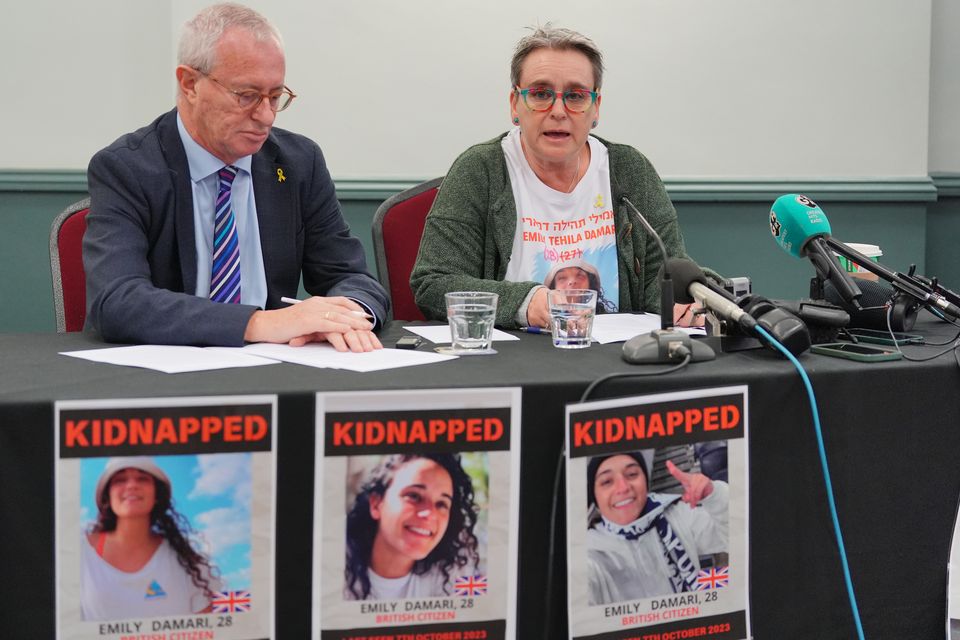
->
[176, 111, 253, 181]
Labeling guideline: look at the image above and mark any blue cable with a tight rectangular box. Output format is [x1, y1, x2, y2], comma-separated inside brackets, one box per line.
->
[753, 325, 866, 640]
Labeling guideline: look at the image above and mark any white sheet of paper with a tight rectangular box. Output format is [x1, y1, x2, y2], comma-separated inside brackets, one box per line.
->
[241, 342, 458, 372]
[402, 324, 520, 344]
[591, 313, 706, 344]
[60, 345, 279, 374]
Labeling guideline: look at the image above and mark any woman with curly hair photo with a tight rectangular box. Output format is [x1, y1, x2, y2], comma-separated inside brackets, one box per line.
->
[344, 453, 481, 600]
[81, 457, 221, 620]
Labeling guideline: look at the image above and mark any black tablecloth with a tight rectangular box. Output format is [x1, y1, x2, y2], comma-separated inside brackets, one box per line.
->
[2, 319, 959, 639]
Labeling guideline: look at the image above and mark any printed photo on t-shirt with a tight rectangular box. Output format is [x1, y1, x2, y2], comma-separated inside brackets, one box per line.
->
[540, 251, 619, 313]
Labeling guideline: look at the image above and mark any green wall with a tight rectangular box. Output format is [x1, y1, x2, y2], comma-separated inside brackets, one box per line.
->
[3, 172, 957, 334]
[927, 175, 960, 293]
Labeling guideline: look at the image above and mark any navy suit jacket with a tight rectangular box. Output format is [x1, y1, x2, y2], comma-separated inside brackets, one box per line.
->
[84, 109, 389, 346]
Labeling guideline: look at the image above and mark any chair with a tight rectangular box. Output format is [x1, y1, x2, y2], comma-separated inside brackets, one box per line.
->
[49, 198, 91, 332]
[371, 177, 443, 321]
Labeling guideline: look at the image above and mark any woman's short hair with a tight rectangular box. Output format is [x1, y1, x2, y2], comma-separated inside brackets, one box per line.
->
[510, 24, 605, 90]
[178, 2, 283, 74]
[345, 453, 480, 600]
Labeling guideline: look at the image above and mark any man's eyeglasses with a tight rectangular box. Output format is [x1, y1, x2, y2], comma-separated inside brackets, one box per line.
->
[515, 86, 598, 114]
[202, 72, 296, 112]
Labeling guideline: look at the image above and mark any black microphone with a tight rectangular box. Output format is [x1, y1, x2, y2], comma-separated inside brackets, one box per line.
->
[620, 196, 674, 330]
[619, 197, 715, 364]
[666, 258, 758, 333]
[822, 278, 920, 332]
[667, 258, 812, 356]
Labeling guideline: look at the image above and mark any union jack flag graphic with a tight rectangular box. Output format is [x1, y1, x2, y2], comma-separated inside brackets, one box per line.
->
[695, 566, 729, 591]
[454, 574, 488, 597]
[211, 590, 252, 613]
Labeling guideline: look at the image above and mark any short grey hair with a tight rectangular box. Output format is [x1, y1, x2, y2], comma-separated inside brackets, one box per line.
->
[510, 24, 604, 90]
[178, 3, 283, 74]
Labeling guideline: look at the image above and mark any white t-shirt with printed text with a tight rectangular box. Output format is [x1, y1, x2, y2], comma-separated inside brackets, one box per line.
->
[502, 128, 618, 311]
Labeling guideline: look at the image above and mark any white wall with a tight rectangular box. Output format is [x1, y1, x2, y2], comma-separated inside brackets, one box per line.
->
[929, 0, 960, 173]
[3, 0, 940, 179]
[2, 0, 173, 169]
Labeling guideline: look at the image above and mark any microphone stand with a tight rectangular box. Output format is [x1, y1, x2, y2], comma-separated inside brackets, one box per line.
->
[620, 197, 715, 363]
[824, 237, 960, 320]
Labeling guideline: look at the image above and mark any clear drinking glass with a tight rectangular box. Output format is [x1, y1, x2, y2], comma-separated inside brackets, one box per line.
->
[445, 291, 498, 353]
[547, 289, 597, 349]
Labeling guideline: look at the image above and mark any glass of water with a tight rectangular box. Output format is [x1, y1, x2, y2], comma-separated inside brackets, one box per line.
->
[444, 291, 498, 353]
[547, 289, 597, 349]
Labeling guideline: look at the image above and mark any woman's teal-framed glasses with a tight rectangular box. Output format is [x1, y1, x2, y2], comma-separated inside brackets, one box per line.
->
[515, 86, 599, 113]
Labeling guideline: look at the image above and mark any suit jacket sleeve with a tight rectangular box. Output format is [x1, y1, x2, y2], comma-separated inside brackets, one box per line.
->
[84, 140, 258, 346]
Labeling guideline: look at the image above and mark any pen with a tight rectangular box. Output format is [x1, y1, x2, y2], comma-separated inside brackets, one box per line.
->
[521, 326, 549, 334]
[280, 296, 374, 319]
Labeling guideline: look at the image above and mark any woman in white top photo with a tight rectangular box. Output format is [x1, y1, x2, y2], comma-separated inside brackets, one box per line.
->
[81, 457, 221, 620]
[344, 454, 481, 600]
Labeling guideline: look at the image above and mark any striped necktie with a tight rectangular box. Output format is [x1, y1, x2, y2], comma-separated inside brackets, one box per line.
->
[210, 165, 241, 303]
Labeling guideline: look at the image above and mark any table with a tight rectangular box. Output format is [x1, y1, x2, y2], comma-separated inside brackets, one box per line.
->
[2, 319, 959, 639]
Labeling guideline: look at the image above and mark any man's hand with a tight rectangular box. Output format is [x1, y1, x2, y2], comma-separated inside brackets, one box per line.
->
[666, 460, 714, 507]
[290, 329, 382, 351]
[244, 296, 381, 352]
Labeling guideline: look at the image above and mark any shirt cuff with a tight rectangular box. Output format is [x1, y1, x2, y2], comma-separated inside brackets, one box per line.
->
[515, 285, 546, 327]
[348, 297, 380, 331]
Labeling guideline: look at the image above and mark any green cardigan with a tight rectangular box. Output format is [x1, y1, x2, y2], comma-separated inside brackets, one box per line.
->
[410, 133, 693, 328]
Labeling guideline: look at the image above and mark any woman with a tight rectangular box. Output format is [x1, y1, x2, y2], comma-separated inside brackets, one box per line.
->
[81, 457, 221, 620]
[586, 452, 728, 605]
[411, 25, 703, 329]
[344, 454, 480, 600]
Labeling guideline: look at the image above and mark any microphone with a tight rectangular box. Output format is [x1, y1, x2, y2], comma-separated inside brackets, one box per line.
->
[668, 258, 812, 355]
[769, 194, 863, 308]
[621, 196, 674, 330]
[666, 258, 758, 333]
[822, 278, 920, 332]
[619, 197, 715, 364]
[770, 194, 960, 321]
[822, 236, 960, 320]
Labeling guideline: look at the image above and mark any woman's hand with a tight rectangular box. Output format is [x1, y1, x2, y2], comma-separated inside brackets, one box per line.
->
[673, 303, 705, 328]
[526, 287, 552, 330]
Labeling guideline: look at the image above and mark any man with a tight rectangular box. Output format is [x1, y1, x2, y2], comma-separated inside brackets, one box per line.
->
[83, 3, 388, 350]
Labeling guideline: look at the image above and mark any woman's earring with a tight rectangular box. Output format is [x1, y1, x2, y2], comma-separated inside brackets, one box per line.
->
[591, 120, 598, 128]
[513, 117, 520, 125]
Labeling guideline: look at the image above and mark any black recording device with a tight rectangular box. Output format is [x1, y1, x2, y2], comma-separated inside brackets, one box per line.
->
[395, 335, 423, 350]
